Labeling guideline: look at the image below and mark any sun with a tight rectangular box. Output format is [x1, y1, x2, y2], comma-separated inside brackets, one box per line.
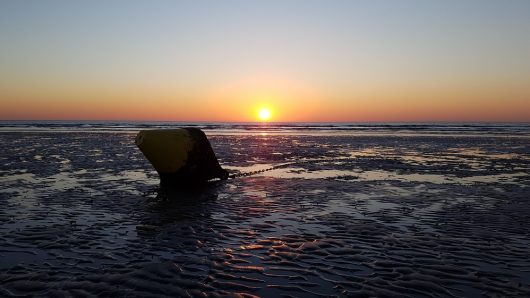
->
[258, 108, 272, 121]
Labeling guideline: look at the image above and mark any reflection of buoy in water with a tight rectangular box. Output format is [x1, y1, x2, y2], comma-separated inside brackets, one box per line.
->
[135, 128, 228, 187]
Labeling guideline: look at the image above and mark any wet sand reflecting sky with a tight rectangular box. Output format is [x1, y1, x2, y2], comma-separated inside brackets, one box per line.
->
[1, 131, 529, 296]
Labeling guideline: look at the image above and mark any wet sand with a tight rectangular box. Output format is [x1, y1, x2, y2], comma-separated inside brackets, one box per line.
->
[1, 132, 530, 297]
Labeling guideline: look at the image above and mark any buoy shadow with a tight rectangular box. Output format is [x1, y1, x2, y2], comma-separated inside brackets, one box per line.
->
[151, 180, 224, 205]
[136, 181, 224, 237]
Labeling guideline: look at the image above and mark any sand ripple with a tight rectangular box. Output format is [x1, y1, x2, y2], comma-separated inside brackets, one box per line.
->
[0, 132, 529, 297]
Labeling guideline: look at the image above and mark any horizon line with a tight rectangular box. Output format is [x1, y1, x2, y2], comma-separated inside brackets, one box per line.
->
[1, 119, 529, 124]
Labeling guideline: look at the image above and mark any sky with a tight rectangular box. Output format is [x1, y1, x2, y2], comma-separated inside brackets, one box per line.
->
[1, 0, 529, 122]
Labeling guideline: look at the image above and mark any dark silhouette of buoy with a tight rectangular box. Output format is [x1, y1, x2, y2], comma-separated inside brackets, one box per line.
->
[136, 128, 228, 187]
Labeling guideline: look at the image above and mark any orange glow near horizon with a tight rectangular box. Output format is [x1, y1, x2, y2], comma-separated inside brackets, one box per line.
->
[1, 75, 530, 122]
[2, 89, 530, 122]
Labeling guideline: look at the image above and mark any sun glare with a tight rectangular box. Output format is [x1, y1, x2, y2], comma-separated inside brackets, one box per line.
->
[258, 108, 272, 121]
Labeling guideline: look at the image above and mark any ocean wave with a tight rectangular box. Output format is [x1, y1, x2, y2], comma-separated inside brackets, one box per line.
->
[0, 121, 529, 136]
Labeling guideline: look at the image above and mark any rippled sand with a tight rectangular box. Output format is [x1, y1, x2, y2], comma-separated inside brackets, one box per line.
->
[1, 132, 530, 297]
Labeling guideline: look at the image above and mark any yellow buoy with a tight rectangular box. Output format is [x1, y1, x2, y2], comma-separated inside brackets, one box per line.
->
[136, 128, 228, 186]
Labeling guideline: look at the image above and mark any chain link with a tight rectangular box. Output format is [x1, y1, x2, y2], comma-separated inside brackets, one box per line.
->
[227, 156, 360, 179]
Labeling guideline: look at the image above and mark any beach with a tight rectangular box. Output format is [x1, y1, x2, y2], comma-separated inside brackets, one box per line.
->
[1, 123, 530, 297]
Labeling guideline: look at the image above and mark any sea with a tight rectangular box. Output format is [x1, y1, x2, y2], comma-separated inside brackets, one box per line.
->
[1, 120, 529, 136]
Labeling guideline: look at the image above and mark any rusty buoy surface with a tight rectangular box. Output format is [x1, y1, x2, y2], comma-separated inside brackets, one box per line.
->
[136, 128, 228, 187]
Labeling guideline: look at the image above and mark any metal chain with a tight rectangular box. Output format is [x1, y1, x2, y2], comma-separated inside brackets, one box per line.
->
[228, 161, 295, 179]
[227, 156, 360, 179]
